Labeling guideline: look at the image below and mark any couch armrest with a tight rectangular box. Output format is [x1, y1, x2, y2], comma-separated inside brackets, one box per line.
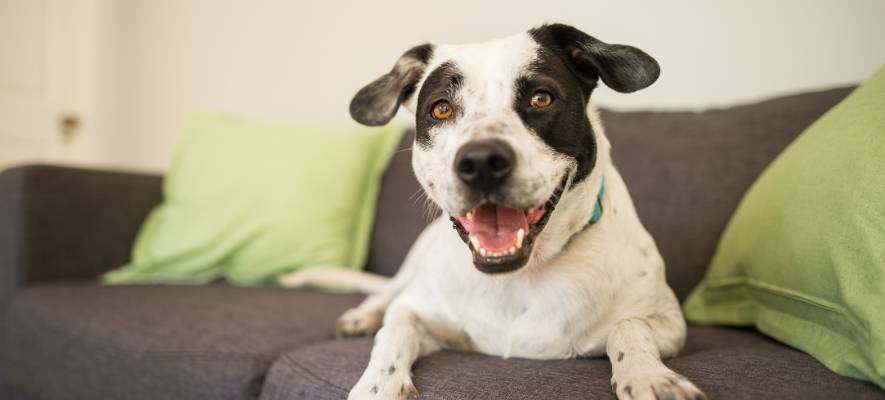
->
[0, 164, 162, 305]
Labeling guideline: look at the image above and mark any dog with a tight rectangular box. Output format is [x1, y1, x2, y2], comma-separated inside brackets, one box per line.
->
[281, 23, 705, 400]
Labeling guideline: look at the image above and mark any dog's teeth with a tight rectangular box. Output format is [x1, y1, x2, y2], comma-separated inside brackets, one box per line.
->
[466, 209, 475, 222]
[479, 248, 487, 257]
[469, 235, 480, 249]
[508, 246, 516, 255]
[516, 228, 525, 249]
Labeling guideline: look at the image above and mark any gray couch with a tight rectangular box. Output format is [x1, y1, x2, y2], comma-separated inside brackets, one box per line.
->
[2, 87, 883, 400]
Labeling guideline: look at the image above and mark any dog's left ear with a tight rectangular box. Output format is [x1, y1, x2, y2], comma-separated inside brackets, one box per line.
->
[350, 43, 434, 126]
[530, 24, 660, 93]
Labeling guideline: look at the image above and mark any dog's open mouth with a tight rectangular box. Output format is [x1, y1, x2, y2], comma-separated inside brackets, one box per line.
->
[450, 177, 566, 273]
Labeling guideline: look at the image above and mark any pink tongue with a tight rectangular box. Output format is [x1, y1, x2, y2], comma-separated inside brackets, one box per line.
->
[457, 203, 528, 252]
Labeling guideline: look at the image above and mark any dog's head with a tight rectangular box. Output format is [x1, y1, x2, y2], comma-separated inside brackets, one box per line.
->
[350, 24, 658, 274]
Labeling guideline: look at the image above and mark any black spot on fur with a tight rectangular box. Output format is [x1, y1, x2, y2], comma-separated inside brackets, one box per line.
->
[617, 352, 624, 362]
[625, 385, 633, 396]
[638, 270, 647, 277]
[388, 365, 396, 374]
[415, 62, 463, 149]
[370, 385, 378, 394]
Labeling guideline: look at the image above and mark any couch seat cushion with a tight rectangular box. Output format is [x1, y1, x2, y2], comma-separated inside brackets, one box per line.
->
[1, 283, 362, 400]
[260, 326, 885, 400]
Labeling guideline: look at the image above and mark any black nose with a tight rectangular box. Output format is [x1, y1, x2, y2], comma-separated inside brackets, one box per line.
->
[454, 139, 515, 191]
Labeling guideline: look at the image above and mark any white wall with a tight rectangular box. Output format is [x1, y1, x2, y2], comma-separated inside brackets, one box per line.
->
[99, 0, 885, 171]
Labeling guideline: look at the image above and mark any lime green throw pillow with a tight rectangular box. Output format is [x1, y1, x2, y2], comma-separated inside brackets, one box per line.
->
[684, 67, 885, 388]
[104, 113, 402, 285]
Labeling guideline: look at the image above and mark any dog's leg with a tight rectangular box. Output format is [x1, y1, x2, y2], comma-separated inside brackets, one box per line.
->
[335, 255, 422, 336]
[337, 219, 441, 337]
[349, 306, 440, 400]
[607, 309, 705, 400]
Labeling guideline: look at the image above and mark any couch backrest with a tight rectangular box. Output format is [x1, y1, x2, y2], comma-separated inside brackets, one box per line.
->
[365, 131, 438, 277]
[366, 87, 854, 300]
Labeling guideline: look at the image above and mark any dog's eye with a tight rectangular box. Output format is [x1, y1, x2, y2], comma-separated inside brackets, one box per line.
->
[431, 101, 454, 120]
[530, 91, 554, 108]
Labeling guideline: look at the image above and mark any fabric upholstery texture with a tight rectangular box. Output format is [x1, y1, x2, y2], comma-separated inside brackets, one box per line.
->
[603, 87, 855, 300]
[260, 326, 885, 400]
[0, 165, 162, 306]
[365, 130, 439, 277]
[1, 283, 362, 400]
[3, 87, 880, 399]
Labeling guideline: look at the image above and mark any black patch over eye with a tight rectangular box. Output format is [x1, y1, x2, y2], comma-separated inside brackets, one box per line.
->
[415, 61, 464, 148]
[530, 91, 554, 108]
[513, 71, 596, 187]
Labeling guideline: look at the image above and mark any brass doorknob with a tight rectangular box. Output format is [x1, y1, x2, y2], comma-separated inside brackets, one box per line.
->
[59, 113, 81, 143]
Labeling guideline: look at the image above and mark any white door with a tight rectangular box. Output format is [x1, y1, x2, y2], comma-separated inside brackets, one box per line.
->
[0, 0, 106, 170]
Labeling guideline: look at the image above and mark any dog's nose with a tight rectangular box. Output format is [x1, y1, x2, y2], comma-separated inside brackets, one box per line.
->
[454, 139, 515, 191]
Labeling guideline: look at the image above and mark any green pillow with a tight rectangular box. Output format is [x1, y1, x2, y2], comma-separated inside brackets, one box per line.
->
[103, 113, 402, 285]
[684, 66, 885, 388]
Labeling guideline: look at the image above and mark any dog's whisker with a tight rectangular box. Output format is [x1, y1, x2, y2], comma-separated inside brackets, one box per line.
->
[408, 188, 425, 202]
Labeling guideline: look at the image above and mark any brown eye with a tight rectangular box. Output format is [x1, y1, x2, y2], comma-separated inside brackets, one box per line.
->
[530, 91, 554, 108]
[431, 101, 454, 120]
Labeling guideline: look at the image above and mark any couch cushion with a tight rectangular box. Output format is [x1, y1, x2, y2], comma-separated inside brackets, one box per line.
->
[0, 283, 362, 400]
[603, 87, 854, 300]
[103, 115, 403, 286]
[260, 326, 885, 400]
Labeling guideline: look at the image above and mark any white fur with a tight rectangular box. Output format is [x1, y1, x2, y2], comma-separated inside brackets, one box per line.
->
[280, 31, 703, 400]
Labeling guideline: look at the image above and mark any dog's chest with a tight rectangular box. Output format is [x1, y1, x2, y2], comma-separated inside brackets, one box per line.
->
[440, 274, 608, 360]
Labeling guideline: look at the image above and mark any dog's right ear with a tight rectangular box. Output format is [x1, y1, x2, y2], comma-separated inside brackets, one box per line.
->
[530, 24, 659, 93]
[350, 44, 434, 126]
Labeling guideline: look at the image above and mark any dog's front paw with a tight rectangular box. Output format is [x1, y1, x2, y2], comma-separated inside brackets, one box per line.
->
[613, 371, 705, 400]
[336, 307, 383, 337]
[348, 368, 419, 400]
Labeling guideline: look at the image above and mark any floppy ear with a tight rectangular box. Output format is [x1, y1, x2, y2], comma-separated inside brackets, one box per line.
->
[349, 44, 434, 126]
[530, 24, 659, 93]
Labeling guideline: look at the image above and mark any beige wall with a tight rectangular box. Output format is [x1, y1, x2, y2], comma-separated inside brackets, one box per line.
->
[99, 0, 885, 171]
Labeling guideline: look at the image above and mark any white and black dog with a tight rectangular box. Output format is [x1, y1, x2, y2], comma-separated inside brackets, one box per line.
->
[282, 23, 705, 400]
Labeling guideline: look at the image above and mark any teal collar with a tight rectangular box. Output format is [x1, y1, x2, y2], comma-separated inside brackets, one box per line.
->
[589, 178, 605, 225]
